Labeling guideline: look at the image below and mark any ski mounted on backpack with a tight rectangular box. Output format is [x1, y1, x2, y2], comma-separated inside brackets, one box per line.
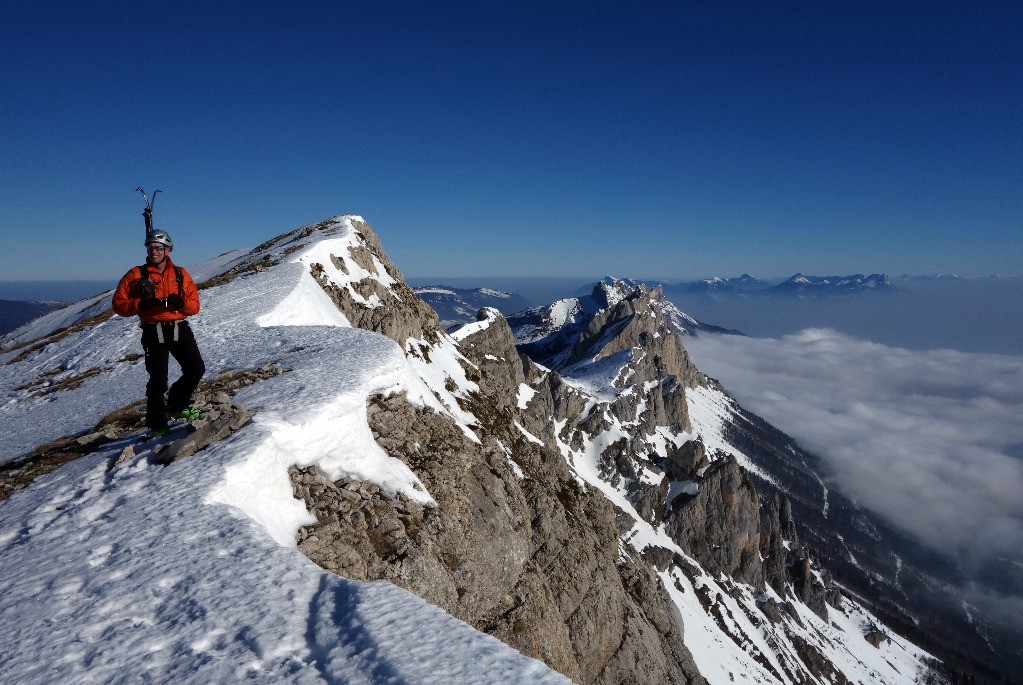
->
[134, 186, 182, 299]
[136, 186, 161, 237]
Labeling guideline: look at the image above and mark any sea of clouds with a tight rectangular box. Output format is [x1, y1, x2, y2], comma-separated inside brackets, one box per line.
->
[683, 329, 1023, 626]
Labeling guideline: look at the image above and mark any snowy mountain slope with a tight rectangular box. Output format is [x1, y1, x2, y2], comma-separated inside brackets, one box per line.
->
[0, 328, 566, 684]
[0, 216, 571, 684]
[510, 275, 1022, 684]
[514, 368, 932, 684]
[515, 278, 1023, 685]
[1, 216, 961, 684]
[685, 376, 1023, 684]
[506, 279, 940, 684]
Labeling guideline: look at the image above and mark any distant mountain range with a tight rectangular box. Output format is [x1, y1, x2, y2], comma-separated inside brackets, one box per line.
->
[416, 278, 746, 336]
[892, 273, 1022, 283]
[766, 273, 893, 296]
[671, 273, 895, 298]
[676, 273, 771, 294]
[571, 273, 898, 302]
[674, 272, 1021, 294]
[413, 285, 531, 329]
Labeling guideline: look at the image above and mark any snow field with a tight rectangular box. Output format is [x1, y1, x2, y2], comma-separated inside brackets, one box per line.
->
[0, 426, 570, 684]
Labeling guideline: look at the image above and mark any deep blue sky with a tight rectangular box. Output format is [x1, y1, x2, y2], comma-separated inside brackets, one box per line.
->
[2, 1, 1020, 281]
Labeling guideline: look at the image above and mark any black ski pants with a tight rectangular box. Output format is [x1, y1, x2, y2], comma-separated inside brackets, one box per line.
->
[141, 320, 206, 429]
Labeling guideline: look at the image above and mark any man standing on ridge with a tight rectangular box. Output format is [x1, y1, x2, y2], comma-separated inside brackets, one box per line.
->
[113, 229, 205, 437]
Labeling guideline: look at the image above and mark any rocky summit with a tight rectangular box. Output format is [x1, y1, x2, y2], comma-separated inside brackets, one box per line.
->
[1, 216, 1003, 684]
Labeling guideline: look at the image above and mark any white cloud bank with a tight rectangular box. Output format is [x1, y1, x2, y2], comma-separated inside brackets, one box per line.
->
[683, 329, 1023, 577]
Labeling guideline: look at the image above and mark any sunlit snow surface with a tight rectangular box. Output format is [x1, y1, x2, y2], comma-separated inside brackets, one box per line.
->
[0, 217, 569, 684]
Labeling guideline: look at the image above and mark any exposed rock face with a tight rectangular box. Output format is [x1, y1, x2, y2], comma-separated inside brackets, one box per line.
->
[510, 283, 705, 487]
[286, 221, 855, 683]
[292, 297, 705, 683]
[455, 312, 704, 684]
[664, 457, 764, 587]
[310, 217, 444, 349]
[292, 397, 534, 627]
[508, 278, 841, 621]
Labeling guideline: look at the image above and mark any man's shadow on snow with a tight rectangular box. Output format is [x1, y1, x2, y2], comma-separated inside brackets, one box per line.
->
[306, 574, 412, 685]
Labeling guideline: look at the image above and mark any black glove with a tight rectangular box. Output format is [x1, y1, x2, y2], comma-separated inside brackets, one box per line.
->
[166, 294, 186, 311]
[135, 279, 156, 298]
[139, 297, 161, 310]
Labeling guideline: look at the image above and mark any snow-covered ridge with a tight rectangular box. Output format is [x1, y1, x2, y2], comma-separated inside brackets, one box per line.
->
[0, 215, 571, 684]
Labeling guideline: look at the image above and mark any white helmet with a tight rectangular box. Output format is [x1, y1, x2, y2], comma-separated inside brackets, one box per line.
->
[144, 230, 173, 248]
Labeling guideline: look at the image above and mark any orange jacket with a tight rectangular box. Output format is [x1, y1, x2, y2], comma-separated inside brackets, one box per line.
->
[112, 257, 200, 323]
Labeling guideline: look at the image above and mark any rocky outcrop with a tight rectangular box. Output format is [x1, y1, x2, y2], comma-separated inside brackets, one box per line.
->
[291, 397, 533, 623]
[510, 281, 706, 486]
[664, 457, 765, 587]
[291, 290, 705, 683]
[310, 218, 444, 349]
[150, 392, 252, 463]
[448, 311, 706, 684]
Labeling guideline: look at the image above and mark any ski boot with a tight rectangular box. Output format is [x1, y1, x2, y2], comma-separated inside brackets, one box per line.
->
[168, 407, 201, 420]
